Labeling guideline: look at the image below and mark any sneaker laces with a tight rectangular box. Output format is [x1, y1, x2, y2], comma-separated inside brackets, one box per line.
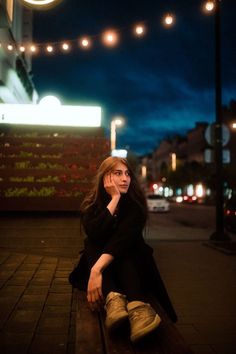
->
[129, 304, 155, 322]
[105, 294, 126, 312]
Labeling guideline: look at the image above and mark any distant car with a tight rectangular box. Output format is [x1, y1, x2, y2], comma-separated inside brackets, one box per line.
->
[146, 194, 170, 212]
[224, 196, 236, 233]
[183, 195, 198, 203]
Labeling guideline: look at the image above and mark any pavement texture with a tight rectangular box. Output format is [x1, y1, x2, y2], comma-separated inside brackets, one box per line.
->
[0, 212, 236, 354]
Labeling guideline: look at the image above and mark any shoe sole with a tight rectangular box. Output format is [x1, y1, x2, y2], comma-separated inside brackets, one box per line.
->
[106, 312, 129, 332]
[130, 314, 161, 342]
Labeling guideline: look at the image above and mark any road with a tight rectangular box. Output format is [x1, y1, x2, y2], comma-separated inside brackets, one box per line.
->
[146, 202, 216, 241]
[1, 203, 234, 258]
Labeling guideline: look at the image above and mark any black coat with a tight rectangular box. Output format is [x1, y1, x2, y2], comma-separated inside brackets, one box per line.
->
[69, 196, 177, 323]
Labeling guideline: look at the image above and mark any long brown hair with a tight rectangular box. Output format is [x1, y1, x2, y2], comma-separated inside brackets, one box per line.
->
[80, 156, 147, 222]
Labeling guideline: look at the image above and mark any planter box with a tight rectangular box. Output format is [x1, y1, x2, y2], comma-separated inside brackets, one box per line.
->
[0, 124, 110, 210]
[0, 197, 83, 211]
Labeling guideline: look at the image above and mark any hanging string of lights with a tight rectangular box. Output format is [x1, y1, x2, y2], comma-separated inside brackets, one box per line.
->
[1, 1, 215, 57]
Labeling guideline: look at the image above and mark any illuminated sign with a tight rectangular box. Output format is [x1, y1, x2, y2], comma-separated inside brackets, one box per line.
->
[0, 104, 101, 127]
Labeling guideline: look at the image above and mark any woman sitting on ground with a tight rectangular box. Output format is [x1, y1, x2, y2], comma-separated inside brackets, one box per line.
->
[71, 156, 177, 342]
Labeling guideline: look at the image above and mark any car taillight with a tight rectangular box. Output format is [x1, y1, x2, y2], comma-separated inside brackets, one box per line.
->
[225, 209, 236, 216]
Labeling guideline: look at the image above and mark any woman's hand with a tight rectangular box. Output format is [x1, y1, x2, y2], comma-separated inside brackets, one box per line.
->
[104, 173, 120, 198]
[87, 268, 104, 311]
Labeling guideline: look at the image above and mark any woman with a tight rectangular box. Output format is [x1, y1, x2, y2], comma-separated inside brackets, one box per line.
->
[70, 156, 177, 342]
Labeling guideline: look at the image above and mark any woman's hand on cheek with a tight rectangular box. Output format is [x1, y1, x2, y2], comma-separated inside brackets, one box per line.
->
[104, 173, 120, 198]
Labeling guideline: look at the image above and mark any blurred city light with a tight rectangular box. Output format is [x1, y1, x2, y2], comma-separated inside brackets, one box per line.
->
[171, 153, 176, 171]
[176, 196, 183, 203]
[141, 165, 147, 178]
[187, 184, 194, 196]
[196, 184, 204, 198]
[111, 149, 128, 158]
[110, 117, 124, 151]
[152, 183, 158, 191]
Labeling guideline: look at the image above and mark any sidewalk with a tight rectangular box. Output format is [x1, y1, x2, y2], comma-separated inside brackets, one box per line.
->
[0, 213, 236, 354]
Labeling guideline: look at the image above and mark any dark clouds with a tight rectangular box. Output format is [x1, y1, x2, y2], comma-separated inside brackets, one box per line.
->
[32, 0, 236, 155]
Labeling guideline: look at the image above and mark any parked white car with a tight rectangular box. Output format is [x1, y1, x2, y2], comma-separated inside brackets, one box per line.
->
[146, 194, 170, 212]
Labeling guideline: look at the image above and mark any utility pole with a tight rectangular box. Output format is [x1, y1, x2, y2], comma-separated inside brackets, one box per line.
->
[210, 0, 230, 241]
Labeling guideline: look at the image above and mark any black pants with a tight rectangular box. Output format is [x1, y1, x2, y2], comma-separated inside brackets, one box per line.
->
[84, 239, 146, 302]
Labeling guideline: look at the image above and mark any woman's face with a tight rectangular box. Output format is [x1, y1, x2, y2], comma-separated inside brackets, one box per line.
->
[110, 162, 131, 194]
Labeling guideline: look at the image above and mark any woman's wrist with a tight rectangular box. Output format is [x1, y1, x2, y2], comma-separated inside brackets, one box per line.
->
[91, 253, 114, 274]
[91, 265, 102, 273]
[107, 195, 120, 215]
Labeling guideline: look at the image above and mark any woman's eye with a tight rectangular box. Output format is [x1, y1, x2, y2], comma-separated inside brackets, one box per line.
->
[114, 171, 121, 176]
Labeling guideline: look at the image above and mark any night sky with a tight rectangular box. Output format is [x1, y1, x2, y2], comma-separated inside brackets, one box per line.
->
[32, 0, 236, 155]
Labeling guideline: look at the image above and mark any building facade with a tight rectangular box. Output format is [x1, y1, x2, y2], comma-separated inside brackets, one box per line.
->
[0, 0, 37, 103]
[140, 100, 236, 197]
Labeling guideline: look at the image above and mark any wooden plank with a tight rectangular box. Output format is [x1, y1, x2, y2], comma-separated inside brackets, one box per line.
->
[131, 299, 193, 354]
[76, 290, 105, 354]
[99, 310, 135, 354]
[75, 291, 193, 354]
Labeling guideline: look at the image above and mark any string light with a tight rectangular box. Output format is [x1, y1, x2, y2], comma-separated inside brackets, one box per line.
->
[163, 13, 175, 27]
[134, 24, 145, 37]
[2, 6, 215, 57]
[205, 1, 215, 12]
[46, 45, 54, 52]
[102, 30, 119, 46]
[30, 45, 37, 53]
[61, 42, 70, 51]
[80, 37, 91, 48]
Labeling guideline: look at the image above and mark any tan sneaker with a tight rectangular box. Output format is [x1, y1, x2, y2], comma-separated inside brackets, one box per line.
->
[105, 292, 129, 331]
[127, 301, 161, 342]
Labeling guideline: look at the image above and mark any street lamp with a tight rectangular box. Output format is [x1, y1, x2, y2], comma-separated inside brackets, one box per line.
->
[110, 117, 124, 152]
[204, 0, 230, 241]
